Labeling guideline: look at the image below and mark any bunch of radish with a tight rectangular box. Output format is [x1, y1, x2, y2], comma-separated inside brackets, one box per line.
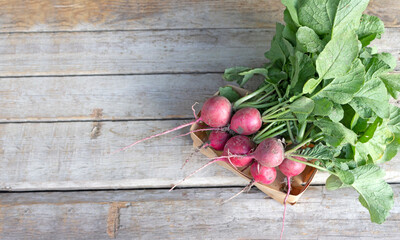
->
[114, 89, 312, 239]
[164, 94, 309, 239]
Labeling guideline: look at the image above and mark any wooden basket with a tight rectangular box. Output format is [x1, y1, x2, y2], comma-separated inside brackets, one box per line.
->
[190, 85, 317, 204]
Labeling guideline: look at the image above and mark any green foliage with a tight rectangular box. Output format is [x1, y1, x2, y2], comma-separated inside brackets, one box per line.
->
[222, 0, 399, 223]
[218, 86, 241, 103]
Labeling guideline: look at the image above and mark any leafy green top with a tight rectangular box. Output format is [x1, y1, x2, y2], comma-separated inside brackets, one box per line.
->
[223, 0, 399, 224]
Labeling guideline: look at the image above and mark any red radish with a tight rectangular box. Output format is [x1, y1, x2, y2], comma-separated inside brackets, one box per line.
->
[181, 131, 231, 169]
[230, 107, 262, 135]
[170, 135, 255, 191]
[224, 161, 276, 203]
[251, 161, 277, 184]
[209, 130, 231, 151]
[201, 96, 233, 127]
[222, 135, 255, 167]
[113, 96, 232, 153]
[278, 157, 306, 240]
[253, 138, 285, 167]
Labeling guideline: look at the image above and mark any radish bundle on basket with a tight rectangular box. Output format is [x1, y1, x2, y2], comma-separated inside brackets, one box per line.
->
[114, 0, 400, 238]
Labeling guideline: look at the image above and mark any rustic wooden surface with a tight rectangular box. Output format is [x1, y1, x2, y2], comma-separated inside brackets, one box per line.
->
[0, 0, 399, 239]
[0, 186, 399, 239]
[0, 121, 399, 191]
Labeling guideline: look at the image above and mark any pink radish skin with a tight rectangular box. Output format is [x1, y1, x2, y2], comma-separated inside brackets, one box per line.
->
[201, 96, 232, 127]
[222, 135, 255, 167]
[279, 157, 307, 178]
[279, 157, 307, 240]
[113, 96, 232, 153]
[253, 138, 285, 167]
[209, 131, 231, 151]
[250, 161, 277, 184]
[229, 107, 262, 135]
[224, 161, 276, 203]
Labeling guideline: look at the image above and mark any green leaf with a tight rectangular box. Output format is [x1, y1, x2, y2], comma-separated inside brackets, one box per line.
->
[296, 26, 325, 53]
[265, 23, 294, 69]
[388, 105, 400, 137]
[331, 0, 370, 38]
[380, 73, 400, 98]
[298, 0, 368, 37]
[375, 52, 397, 70]
[351, 165, 393, 224]
[328, 103, 344, 122]
[380, 140, 400, 163]
[315, 59, 365, 104]
[365, 53, 396, 82]
[312, 98, 333, 116]
[357, 14, 385, 47]
[289, 51, 316, 94]
[239, 68, 269, 86]
[355, 119, 394, 164]
[298, 0, 339, 35]
[299, 143, 340, 160]
[223, 67, 251, 85]
[289, 96, 315, 114]
[336, 169, 355, 185]
[316, 32, 359, 80]
[267, 68, 288, 84]
[381, 105, 400, 162]
[303, 78, 320, 94]
[358, 117, 382, 143]
[349, 78, 390, 119]
[282, 0, 300, 26]
[218, 86, 241, 103]
[314, 119, 357, 147]
[326, 174, 344, 190]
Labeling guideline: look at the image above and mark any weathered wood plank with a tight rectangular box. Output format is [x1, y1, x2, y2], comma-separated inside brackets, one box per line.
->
[0, 0, 398, 33]
[0, 121, 398, 191]
[0, 74, 397, 122]
[0, 29, 398, 77]
[0, 186, 399, 239]
[0, 29, 270, 76]
[0, 74, 227, 122]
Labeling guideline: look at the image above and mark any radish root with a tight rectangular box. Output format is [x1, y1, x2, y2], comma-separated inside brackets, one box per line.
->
[181, 142, 209, 169]
[112, 118, 201, 154]
[280, 176, 291, 240]
[222, 179, 256, 204]
[169, 158, 221, 191]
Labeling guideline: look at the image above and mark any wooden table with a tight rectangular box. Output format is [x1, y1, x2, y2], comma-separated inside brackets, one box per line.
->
[0, 0, 399, 239]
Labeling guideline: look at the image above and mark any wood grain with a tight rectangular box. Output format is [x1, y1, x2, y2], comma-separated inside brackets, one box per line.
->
[0, 186, 399, 239]
[0, 29, 271, 76]
[0, 121, 398, 191]
[0, 28, 399, 77]
[0, 74, 228, 122]
[0, 0, 398, 33]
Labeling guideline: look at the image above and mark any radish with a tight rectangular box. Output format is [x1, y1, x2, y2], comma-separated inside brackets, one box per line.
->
[114, 96, 232, 153]
[278, 157, 306, 240]
[224, 161, 276, 203]
[170, 135, 255, 191]
[181, 130, 231, 169]
[200, 96, 232, 127]
[252, 138, 285, 167]
[229, 107, 262, 135]
[209, 130, 232, 151]
[222, 135, 255, 167]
